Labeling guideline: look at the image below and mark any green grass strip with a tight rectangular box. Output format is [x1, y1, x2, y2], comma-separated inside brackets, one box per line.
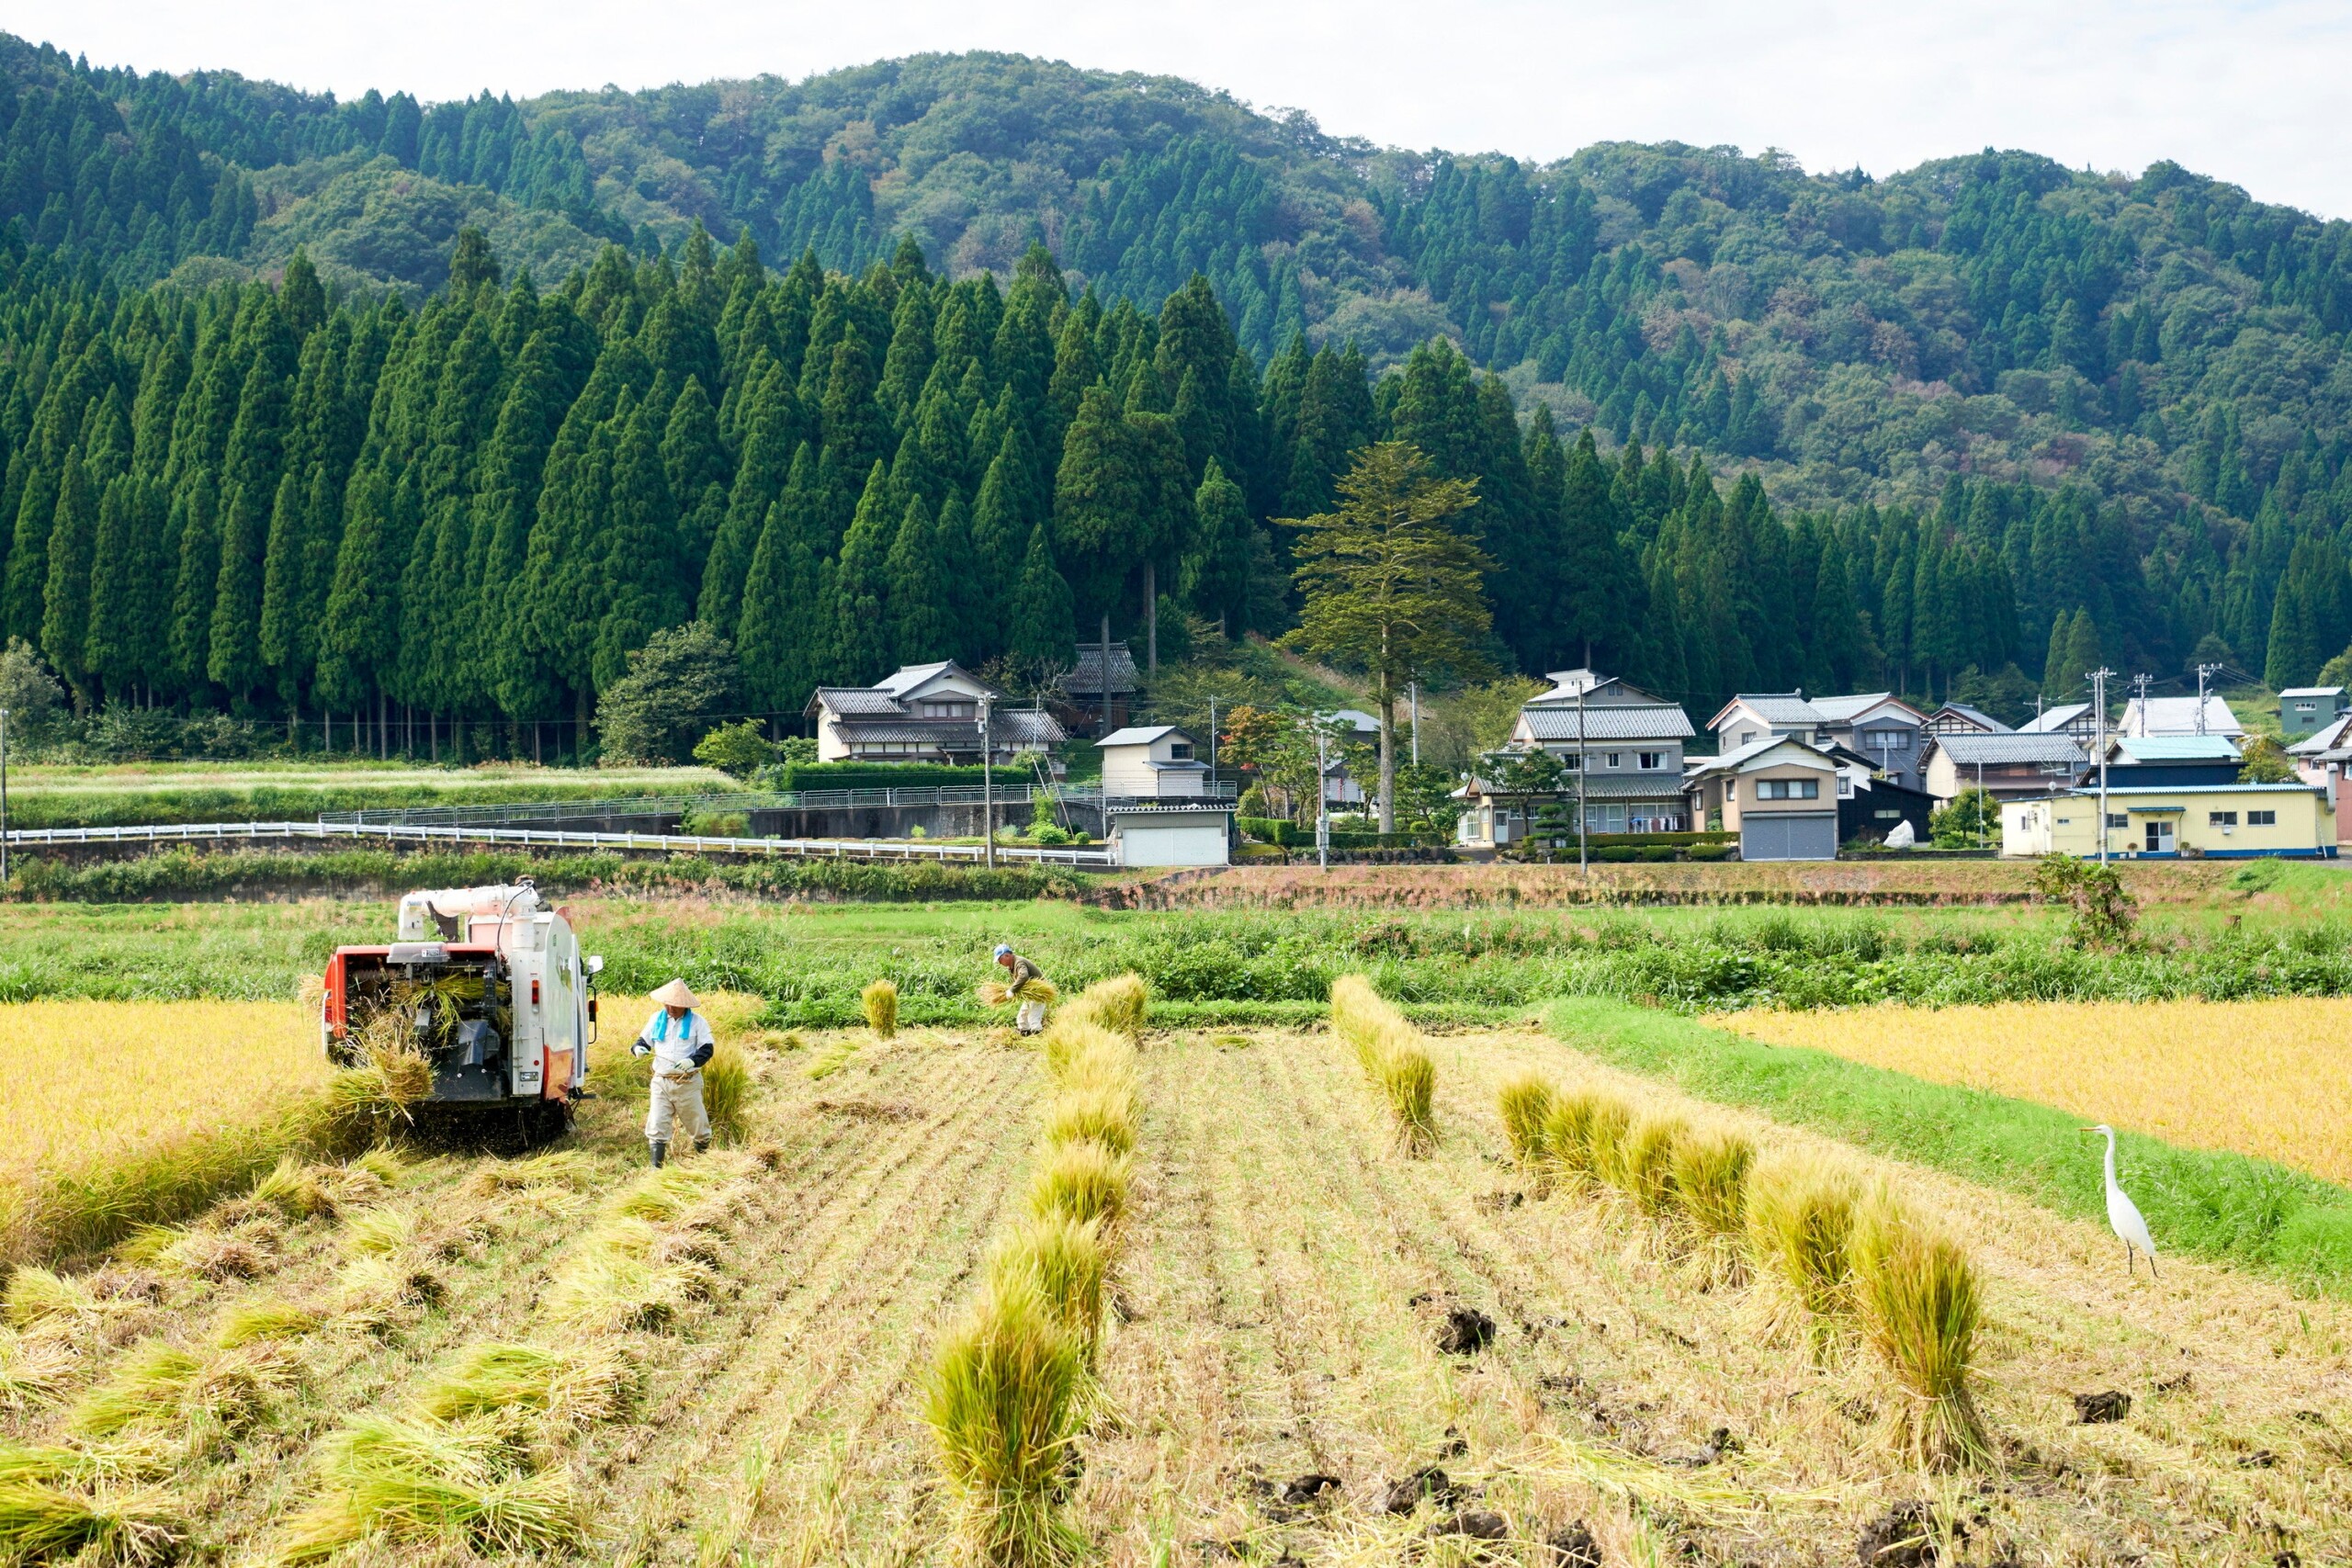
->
[1544, 997, 2352, 1297]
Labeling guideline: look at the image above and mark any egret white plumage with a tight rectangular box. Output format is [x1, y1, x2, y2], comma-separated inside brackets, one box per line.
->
[2082, 1123, 2157, 1278]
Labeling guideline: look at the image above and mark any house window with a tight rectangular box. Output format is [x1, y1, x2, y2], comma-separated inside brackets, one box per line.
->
[2209, 811, 2238, 827]
[1168, 742, 1193, 761]
[2107, 813, 2129, 829]
[920, 700, 976, 719]
[2250, 809, 2277, 826]
[1636, 752, 1663, 770]
[1738, 731, 1757, 747]
[1873, 808, 1902, 820]
[1756, 778, 1819, 801]
[1605, 752, 1622, 768]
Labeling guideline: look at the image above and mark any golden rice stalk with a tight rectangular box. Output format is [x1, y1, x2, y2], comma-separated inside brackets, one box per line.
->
[923, 1278, 1086, 1567]
[341, 1206, 418, 1259]
[1540, 1092, 1600, 1186]
[1498, 1076, 1557, 1170]
[1613, 1115, 1689, 1217]
[1578, 1096, 1634, 1190]
[409, 1342, 636, 1432]
[463, 1150, 594, 1198]
[279, 1412, 582, 1562]
[1038, 1085, 1137, 1158]
[0, 1472, 184, 1567]
[605, 1164, 725, 1225]
[1329, 975, 1398, 1077]
[1380, 1046, 1439, 1156]
[158, 1227, 274, 1283]
[1745, 1154, 1860, 1351]
[4, 1268, 101, 1330]
[1026, 1142, 1131, 1234]
[1040, 1021, 1125, 1083]
[0, 1330, 77, 1411]
[861, 979, 899, 1040]
[69, 1340, 300, 1440]
[213, 1299, 322, 1349]
[1851, 1199, 1992, 1471]
[986, 1215, 1109, 1368]
[804, 1036, 861, 1080]
[541, 1247, 715, 1335]
[978, 978, 1061, 1009]
[247, 1155, 338, 1221]
[700, 1047, 752, 1142]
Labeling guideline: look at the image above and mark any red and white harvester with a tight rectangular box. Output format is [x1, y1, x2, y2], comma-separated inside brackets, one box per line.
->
[321, 879, 604, 1138]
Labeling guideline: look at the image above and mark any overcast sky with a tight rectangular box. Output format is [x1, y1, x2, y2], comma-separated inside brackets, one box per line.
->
[17, 1, 2350, 217]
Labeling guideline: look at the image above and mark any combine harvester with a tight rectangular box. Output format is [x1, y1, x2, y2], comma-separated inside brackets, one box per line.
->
[321, 878, 603, 1142]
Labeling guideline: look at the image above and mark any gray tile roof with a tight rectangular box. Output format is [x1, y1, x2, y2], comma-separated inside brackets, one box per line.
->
[1065, 643, 1139, 694]
[2018, 703, 2092, 733]
[1521, 705, 1696, 741]
[810, 687, 906, 715]
[1930, 732, 2086, 766]
[1726, 694, 1824, 725]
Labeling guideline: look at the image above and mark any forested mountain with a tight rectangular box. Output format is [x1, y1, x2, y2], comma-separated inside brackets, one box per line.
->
[4, 34, 2352, 752]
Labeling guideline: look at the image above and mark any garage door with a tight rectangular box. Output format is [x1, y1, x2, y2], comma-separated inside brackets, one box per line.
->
[1742, 812, 1838, 862]
[1117, 826, 1230, 868]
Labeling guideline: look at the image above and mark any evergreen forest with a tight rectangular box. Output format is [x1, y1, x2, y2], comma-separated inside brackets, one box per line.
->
[5, 35, 2352, 752]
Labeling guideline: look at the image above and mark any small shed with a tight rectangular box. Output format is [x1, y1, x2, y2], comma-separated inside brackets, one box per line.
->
[1108, 805, 1233, 868]
[2280, 686, 2349, 741]
[1096, 725, 1207, 798]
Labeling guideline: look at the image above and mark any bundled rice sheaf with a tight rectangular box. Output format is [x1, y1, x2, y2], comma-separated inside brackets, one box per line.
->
[0, 1329, 78, 1412]
[409, 1342, 636, 1432]
[1745, 1155, 1861, 1347]
[1613, 1115, 1689, 1217]
[1026, 1141, 1131, 1233]
[1329, 976, 1439, 1155]
[1039, 1021, 1125, 1085]
[977, 977, 1060, 1009]
[923, 1277, 1087, 1567]
[0, 1454, 185, 1568]
[1038, 1085, 1137, 1159]
[1498, 1076, 1556, 1170]
[1067, 975, 1148, 1041]
[986, 1216, 1108, 1368]
[861, 979, 899, 1039]
[212, 1299, 321, 1350]
[1851, 1199, 1990, 1471]
[68, 1338, 300, 1442]
[4, 1268, 104, 1330]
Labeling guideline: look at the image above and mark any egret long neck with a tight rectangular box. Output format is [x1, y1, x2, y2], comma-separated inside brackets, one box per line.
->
[2102, 1130, 2118, 1189]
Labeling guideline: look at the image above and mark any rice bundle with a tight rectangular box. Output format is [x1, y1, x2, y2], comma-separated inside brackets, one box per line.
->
[977, 978, 1060, 1008]
[861, 979, 899, 1039]
[1851, 1200, 1990, 1471]
[1329, 976, 1440, 1156]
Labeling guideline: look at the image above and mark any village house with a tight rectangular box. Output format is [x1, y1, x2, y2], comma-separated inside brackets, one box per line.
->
[2280, 686, 2349, 741]
[2018, 702, 2102, 744]
[1926, 702, 2010, 736]
[1059, 641, 1139, 735]
[2118, 693, 2244, 739]
[805, 661, 1064, 763]
[1095, 725, 1212, 799]
[1684, 737, 1842, 861]
[2289, 715, 2352, 846]
[1511, 670, 1698, 832]
[2096, 734, 2242, 787]
[1709, 691, 1929, 792]
[1920, 730, 2087, 805]
[2002, 783, 2334, 859]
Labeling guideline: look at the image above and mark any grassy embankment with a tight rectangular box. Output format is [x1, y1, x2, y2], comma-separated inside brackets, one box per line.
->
[1548, 996, 2352, 1295]
[2, 761, 733, 829]
[17, 895, 2352, 1021]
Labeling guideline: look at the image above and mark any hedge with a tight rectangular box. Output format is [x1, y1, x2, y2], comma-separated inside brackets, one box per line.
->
[764, 762, 990, 792]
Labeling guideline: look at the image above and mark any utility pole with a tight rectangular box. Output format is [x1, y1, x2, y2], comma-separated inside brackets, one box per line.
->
[1099, 615, 1113, 740]
[1576, 675, 1589, 876]
[2131, 672, 2152, 737]
[2196, 662, 2222, 736]
[1409, 680, 1420, 768]
[1315, 725, 1330, 873]
[0, 706, 10, 886]
[978, 694, 995, 872]
[2090, 667, 2114, 863]
[1207, 694, 1218, 789]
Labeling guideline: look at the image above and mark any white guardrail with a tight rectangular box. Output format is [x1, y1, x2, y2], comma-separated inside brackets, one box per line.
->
[0, 819, 1118, 868]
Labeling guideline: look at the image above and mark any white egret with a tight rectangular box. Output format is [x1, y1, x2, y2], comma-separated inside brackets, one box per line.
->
[2082, 1123, 2157, 1279]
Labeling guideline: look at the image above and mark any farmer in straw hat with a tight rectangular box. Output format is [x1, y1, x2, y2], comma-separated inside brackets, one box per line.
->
[994, 944, 1049, 1035]
[634, 977, 714, 1168]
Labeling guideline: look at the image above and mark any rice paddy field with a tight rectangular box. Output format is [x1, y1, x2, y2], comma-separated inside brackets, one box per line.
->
[3, 968, 2351, 1566]
[1718, 998, 2352, 1187]
[0, 1000, 325, 1179]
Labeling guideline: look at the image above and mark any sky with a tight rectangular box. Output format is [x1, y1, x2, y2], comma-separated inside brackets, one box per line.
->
[14, 0, 2352, 217]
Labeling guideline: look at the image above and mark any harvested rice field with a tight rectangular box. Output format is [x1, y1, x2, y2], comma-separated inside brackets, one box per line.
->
[5, 987, 2349, 1567]
[0, 999, 325, 1178]
[1717, 997, 2352, 1185]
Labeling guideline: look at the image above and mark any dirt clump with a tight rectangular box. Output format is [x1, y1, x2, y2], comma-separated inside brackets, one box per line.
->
[1546, 1522, 1601, 1566]
[1382, 1465, 1462, 1513]
[1858, 1501, 1951, 1566]
[1436, 1305, 1496, 1354]
[1427, 1508, 1509, 1540]
[2072, 1390, 2131, 1424]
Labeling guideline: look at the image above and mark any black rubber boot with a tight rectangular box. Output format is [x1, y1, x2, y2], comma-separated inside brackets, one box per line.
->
[649, 1139, 668, 1168]
[693, 1135, 711, 1155]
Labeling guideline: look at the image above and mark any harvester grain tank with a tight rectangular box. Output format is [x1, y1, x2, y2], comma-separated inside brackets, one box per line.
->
[320, 879, 603, 1138]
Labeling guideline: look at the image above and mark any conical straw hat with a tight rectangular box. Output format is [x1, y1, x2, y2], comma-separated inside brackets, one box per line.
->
[651, 977, 699, 1009]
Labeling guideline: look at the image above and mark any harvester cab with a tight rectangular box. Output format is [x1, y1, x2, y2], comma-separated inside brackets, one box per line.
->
[321, 879, 603, 1137]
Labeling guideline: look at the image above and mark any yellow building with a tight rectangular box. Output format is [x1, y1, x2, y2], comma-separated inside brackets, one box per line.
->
[2001, 784, 2335, 860]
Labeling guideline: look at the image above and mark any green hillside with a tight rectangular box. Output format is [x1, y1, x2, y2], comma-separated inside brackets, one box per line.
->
[0, 35, 2349, 753]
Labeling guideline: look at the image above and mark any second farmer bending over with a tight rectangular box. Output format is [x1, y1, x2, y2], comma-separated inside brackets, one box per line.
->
[994, 943, 1048, 1035]
[634, 976, 714, 1168]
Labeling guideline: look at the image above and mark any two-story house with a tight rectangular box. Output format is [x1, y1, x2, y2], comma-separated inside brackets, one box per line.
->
[1684, 738, 1842, 860]
[1509, 669, 1697, 833]
[805, 661, 1064, 763]
[1708, 691, 1929, 792]
[1919, 730, 2087, 804]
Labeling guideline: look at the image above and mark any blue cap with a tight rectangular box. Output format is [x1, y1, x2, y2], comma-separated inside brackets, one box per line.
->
[993, 944, 1013, 958]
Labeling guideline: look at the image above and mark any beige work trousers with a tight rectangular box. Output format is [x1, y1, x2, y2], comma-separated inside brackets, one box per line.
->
[1016, 1000, 1047, 1034]
[647, 1069, 709, 1143]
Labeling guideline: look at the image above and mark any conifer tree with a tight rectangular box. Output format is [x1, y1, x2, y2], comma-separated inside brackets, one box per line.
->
[85, 472, 164, 703]
[1182, 457, 1252, 635]
[592, 398, 684, 693]
[699, 367, 795, 637]
[969, 446, 1027, 616]
[39, 449, 97, 705]
[167, 474, 220, 698]
[1009, 520, 1074, 666]
[1052, 383, 1144, 628]
[661, 375, 729, 579]
[884, 494, 956, 666]
[831, 461, 896, 683]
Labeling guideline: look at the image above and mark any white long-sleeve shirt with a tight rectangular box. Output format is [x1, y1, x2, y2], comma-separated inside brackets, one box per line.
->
[636, 1008, 715, 1074]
